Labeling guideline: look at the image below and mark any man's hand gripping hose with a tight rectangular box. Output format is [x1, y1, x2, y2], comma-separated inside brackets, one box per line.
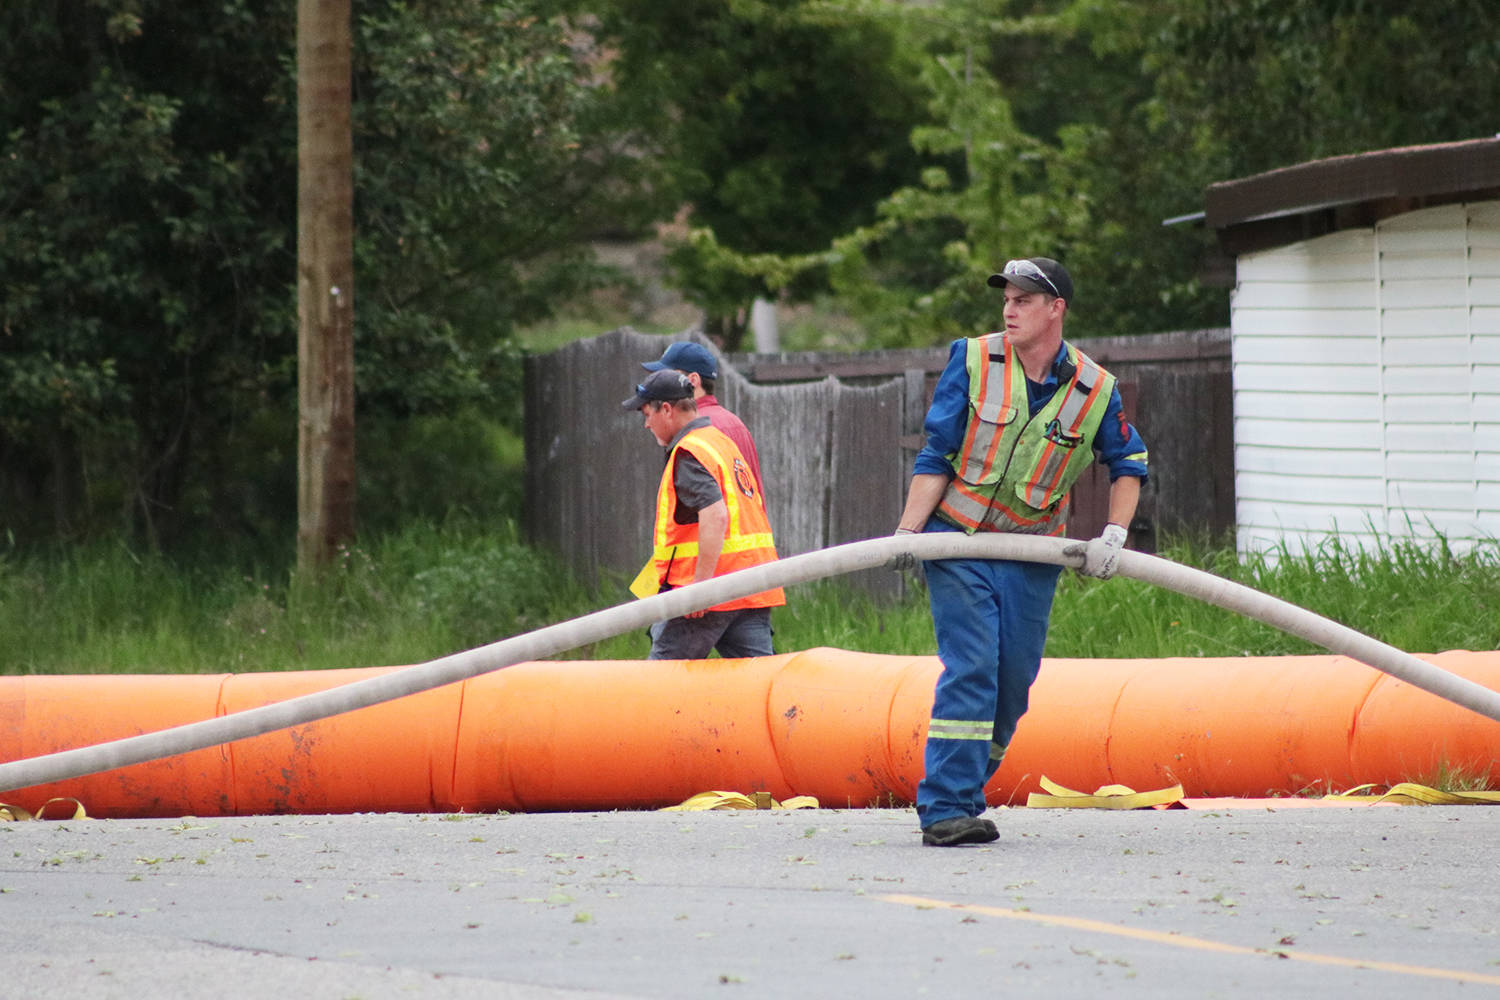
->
[1069, 523, 1128, 580]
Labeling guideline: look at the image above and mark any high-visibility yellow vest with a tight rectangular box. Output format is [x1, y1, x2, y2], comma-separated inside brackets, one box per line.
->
[630, 425, 786, 610]
[936, 334, 1114, 535]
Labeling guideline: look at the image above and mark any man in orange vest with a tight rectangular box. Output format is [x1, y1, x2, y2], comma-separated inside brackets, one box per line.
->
[895, 257, 1149, 846]
[623, 369, 786, 659]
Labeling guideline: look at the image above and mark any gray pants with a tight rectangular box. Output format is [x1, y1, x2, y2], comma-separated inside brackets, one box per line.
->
[647, 607, 774, 660]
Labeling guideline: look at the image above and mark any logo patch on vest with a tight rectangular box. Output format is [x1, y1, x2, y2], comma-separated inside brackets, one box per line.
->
[1043, 418, 1082, 448]
[732, 457, 757, 499]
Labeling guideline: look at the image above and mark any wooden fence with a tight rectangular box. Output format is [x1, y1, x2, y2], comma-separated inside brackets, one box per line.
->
[524, 326, 1231, 600]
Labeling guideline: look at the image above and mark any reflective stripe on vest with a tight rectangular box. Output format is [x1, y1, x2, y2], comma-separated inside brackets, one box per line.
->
[634, 425, 786, 611]
[937, 335, 1114, 535]
[1023, 351, 1106, 508]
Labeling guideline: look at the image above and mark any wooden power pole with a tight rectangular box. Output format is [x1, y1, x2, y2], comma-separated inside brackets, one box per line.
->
[296, 0, 356, 572]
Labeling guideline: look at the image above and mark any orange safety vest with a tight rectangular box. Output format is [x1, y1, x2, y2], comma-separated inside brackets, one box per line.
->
[630, 425, 786, 611]
[936, 334, 1115, 536]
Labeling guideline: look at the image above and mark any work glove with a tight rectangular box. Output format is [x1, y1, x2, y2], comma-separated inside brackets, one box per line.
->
[1079, 523, 1128, 580]
[886, 527, 918, 572]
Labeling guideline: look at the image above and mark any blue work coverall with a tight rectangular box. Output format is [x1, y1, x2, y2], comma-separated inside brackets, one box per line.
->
[912, 337, 1148, 826]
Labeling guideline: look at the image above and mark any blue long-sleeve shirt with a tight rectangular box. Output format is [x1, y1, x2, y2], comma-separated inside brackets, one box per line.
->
[913, 338, 1149, 483]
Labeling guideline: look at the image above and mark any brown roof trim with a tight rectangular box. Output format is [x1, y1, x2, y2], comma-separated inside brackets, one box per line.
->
[1205, 137, 1500, 255]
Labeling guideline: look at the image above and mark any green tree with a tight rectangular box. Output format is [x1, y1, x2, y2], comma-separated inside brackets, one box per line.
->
[1152, 0, 1500, 177]
[672, 1, 1109, 345]
[0, 0, 651, 549]
[585, 0, 930, 346]
[819, 0, 1228, 344]
[351, 1, 663, 415]
[706, 0, 1500, 347]
[646, 0, 1217, 346]
[1070, 0, 1500, 338]
[1, 1, 296, 547]
[1025, 0, 1500, 338]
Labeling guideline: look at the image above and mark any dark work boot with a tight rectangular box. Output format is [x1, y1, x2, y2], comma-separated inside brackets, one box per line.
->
[921, 815, 999, 847]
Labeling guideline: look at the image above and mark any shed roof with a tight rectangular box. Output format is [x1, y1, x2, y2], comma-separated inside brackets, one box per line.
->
[1205, 136, 1500, 256]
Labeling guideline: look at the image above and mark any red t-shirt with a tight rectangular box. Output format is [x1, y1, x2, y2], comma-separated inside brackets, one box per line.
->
[696, 395, 764, 496]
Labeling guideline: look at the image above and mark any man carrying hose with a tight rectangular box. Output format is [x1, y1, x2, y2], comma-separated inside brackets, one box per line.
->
[624, 369, 786, 659]
[895, 258, 1149, 846]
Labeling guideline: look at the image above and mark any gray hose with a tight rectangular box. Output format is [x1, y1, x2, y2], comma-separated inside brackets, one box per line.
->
[3, 532, 1498, 795]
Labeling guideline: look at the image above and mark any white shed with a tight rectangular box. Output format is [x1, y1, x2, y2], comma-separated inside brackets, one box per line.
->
[1205, 138, 1500, 556]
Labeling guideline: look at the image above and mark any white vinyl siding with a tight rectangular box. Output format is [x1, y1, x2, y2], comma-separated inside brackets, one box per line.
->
[1475, 201, 1500, 551]
[1231, 200, 1500, 556]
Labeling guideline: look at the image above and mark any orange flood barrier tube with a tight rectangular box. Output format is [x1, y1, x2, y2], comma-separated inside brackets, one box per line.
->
[3, 648, 1499, 818]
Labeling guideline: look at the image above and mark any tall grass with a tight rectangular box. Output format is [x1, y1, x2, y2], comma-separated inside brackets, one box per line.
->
[3, 522, 1498, 675]
[1048, 533, 1500, 658]
[1, 519, 624, 674]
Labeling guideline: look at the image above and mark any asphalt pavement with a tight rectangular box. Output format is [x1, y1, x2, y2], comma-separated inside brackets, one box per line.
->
[5, 804, 1500, 999]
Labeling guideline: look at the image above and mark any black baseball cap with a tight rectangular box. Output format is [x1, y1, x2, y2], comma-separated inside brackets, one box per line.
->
[621, 370, 695, 410]
[986, 257, 1074, 302]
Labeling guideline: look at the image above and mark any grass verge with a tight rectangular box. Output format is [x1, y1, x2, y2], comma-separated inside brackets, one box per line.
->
[4, 524, 1497, 673]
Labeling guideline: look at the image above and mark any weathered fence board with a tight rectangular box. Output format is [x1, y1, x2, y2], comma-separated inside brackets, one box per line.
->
[523, 329, 667, 588]
[525, 326, 1232, 600]
[1066, 329, 1235, 544]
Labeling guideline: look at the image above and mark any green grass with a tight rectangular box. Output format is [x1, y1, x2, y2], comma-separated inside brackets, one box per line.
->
[1048, 532, 1500, 659]
[1410, 757, 1496, 794]
[1, 519, 612, 674]
[3, 523, 1498, 676]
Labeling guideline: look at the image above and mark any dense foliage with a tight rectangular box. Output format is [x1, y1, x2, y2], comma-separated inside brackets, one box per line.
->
[664, 0, 1500, 344]
[1, 0, 650, 548]
[5, 0, 1498, 552]
[581, 0, 931, 344]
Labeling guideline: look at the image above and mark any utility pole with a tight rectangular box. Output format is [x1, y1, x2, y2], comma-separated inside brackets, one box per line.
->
[296, 0, 356, 572]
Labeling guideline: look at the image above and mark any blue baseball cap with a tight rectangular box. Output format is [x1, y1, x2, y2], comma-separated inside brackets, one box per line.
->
[641, 341, 718, 379]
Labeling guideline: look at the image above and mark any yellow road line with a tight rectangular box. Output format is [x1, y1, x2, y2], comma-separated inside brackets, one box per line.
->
[880, 894, 1500, 986]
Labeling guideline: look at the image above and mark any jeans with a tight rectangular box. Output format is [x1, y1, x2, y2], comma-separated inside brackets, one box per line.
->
[648, 607, 775, 660]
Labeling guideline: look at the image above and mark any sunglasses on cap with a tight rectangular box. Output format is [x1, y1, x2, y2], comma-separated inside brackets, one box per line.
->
[1002, 258, 1062, 299]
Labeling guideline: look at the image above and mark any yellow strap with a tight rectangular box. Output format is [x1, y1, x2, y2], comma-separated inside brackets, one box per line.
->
[1326, 782, 1500, 806]
[661, 790, 820, 811]
[1029, 779, 1500, 809]
[1027, 776, 1185, 810]
[0, 797, 88, 821]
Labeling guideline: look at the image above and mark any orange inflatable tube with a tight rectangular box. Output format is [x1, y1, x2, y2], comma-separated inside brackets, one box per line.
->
[2, 648, 1497, 818]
